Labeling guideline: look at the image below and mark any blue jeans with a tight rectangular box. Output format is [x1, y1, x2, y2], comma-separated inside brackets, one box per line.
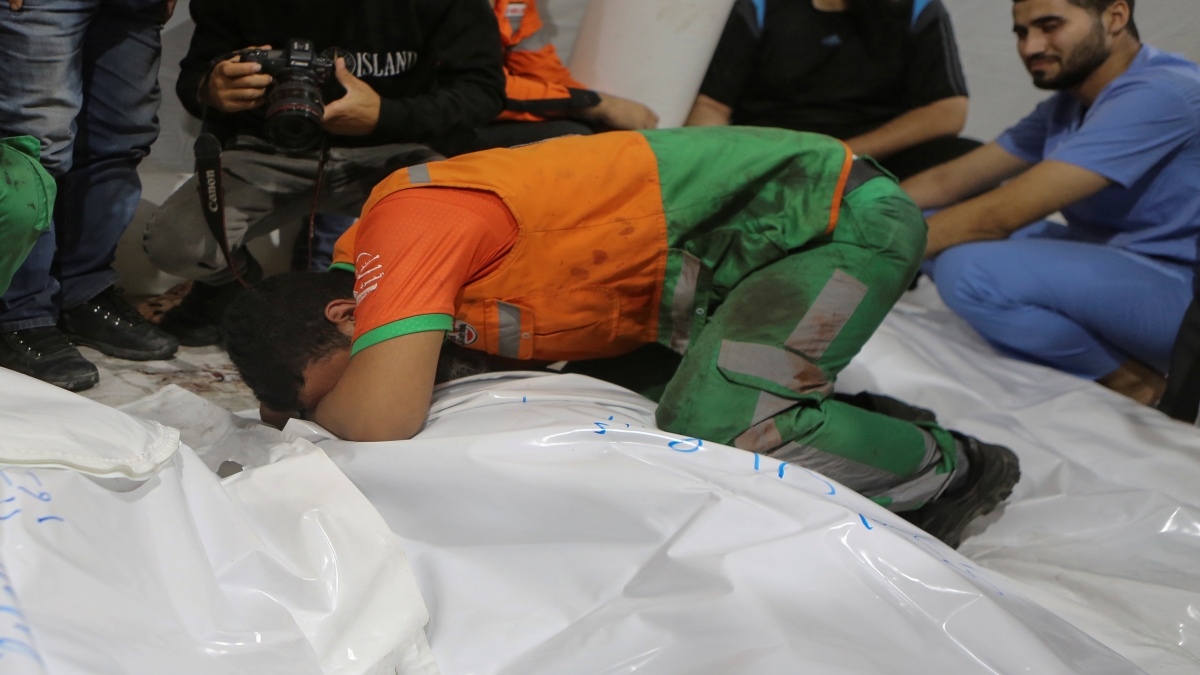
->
[0, 0, 164, 331]
[931, 221, 1194, 379]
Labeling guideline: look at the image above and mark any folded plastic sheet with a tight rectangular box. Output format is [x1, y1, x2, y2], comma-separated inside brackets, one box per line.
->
[274, 373, 1137, 675]
[0, 380, 436, 675]
[838, 280, 1200, 675]
[0, 368, 177, 477]
[6, 282, 1195, 674]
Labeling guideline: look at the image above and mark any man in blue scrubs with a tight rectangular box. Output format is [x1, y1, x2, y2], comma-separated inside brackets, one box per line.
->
[902, 0, 1200, 405]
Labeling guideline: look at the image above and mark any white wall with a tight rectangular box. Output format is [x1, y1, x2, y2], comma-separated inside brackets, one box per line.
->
[945, 0, 1200, 141]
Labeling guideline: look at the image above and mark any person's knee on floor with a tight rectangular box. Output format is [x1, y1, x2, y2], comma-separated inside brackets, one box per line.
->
[934, 238, 1180, 405]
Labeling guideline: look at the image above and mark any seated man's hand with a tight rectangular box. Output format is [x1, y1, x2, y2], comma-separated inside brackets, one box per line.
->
[323, 58, 381, 136]
[581, 93, 659, 130]
[202, 47, 274, 113]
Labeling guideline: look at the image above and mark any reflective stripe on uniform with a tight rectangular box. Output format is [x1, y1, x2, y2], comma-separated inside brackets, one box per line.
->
[784, 269, 868, 359]
[497, 301, 522, 358]
[408, 164, 431, 184]
[733, 418, 784, 453]
[669, 251, 702, 354]
[717, 339, 828, 394]
[751, 390, 799, 427]
[772, 441, 901, 493]
[841, 158, 887, 196]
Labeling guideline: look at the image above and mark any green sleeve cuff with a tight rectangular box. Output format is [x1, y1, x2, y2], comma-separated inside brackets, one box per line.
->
[351, 313, 452, 356]
[329, 262, 355, 273]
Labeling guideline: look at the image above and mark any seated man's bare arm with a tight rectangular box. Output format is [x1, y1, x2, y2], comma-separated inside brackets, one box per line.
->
[845, 96, 968, 161]
[901, 141, 1032, 210]
[685, 93, 732, 126]
[313, 331, 445, 442]
[924, 160, 1112, 256]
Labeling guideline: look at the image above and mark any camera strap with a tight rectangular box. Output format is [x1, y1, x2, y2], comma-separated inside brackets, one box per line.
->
[304, 142, 330, 273]
[194, 132, 250, 288]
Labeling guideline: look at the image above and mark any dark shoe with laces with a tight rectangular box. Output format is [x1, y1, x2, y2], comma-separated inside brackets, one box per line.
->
[900, 433, 1020, 549]
[60, 286, 179, 361]
[0, 326, 100, 391]
[160, 257, 261, 347]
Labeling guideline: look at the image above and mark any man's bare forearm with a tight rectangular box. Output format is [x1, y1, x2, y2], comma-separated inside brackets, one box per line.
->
[314, 331, 444, 442]
[685, 94, 732, 127]
[846, 96, 967, 161]
[902, 142, 1032, 210]
[924, 159, 1111, 257]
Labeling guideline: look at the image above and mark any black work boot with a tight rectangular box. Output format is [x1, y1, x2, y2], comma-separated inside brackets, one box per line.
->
[0, 326, 100, 391]
[900, 433, 1020, 549]
[160, 257, 261, 347]
[60, 286, 179, 361]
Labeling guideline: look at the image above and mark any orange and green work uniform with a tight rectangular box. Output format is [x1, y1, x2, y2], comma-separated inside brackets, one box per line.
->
[331, 127, 966, 511]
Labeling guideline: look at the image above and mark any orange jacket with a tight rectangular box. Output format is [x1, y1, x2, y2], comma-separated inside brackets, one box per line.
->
[493, 0, 600, 122]
[334, 132, 668, 361]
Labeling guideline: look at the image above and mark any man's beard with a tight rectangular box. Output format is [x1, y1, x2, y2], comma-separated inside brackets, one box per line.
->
[1028, 21, 1111, 90]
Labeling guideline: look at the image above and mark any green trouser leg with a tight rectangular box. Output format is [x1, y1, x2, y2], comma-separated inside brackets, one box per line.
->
[656, 178, 962, 511]
[0, 137, 55, 295]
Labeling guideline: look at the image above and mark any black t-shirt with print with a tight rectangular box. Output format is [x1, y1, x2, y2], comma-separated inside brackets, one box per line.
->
[178, 0, 506, 152]
[700, 0, 968, 140]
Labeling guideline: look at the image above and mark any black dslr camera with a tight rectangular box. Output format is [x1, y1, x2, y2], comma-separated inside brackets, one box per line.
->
[234, 38, 343, 151]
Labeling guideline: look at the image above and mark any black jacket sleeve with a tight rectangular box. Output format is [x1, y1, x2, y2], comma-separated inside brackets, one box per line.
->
[373, 0, 506, 144]
[698, 0, 761, 107]
[176, 0, 242, 122]
[904, 0, 969, 108]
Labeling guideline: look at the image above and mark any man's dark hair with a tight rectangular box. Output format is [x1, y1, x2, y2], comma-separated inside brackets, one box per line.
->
[224, 271, 355, 412]
[1015, 0, 1138, 39]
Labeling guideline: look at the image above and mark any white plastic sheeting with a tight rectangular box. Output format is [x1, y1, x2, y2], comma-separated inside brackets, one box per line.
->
[295, 373, 1144, 675]
[4, 284, 1199, 672]
[0, 371, 436, 675]
[840, 280, 1200, 675]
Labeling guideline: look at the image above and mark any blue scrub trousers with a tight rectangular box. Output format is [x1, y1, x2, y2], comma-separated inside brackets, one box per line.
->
[931, 221, 1193, 378]
[0, 0, 164, 332]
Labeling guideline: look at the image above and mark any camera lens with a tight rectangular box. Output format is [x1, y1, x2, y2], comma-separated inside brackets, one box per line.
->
[264, 69, 325, 151]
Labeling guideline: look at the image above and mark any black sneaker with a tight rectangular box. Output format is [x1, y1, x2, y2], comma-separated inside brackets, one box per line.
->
[60, 286, 179, 361]
[0, 326, 100, 391]
[900, 433, 1020, 549]
[160, 258, 261, 347]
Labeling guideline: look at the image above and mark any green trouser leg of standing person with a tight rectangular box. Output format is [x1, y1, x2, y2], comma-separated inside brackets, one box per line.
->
[0, 136, 56, 296]
[653, 157, 965, 511]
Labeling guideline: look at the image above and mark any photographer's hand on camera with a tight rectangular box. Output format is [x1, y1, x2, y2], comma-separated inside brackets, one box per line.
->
[201, 47, 274, 113]
[322, 57, 381, 136]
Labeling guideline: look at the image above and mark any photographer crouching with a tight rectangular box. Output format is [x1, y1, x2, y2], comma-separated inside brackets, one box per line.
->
[144, 0, 506, 345]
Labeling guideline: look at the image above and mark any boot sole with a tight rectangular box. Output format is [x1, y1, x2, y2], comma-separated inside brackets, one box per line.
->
[902, 442, 1021, 549]
[0, 360, 100, 392]
[58, 369, 101, 392]
[69, 336, 179, 362]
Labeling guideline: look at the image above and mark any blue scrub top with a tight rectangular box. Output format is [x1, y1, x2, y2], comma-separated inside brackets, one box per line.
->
[997, 45, 1200, 266]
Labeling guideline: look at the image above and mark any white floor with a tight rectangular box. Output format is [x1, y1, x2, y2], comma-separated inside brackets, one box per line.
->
[77, 344, 256, 412]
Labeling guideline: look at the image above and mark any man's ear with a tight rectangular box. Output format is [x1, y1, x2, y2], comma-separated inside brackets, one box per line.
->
[325, 298, 357, 336]
[1105, 0, 1131, 36]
